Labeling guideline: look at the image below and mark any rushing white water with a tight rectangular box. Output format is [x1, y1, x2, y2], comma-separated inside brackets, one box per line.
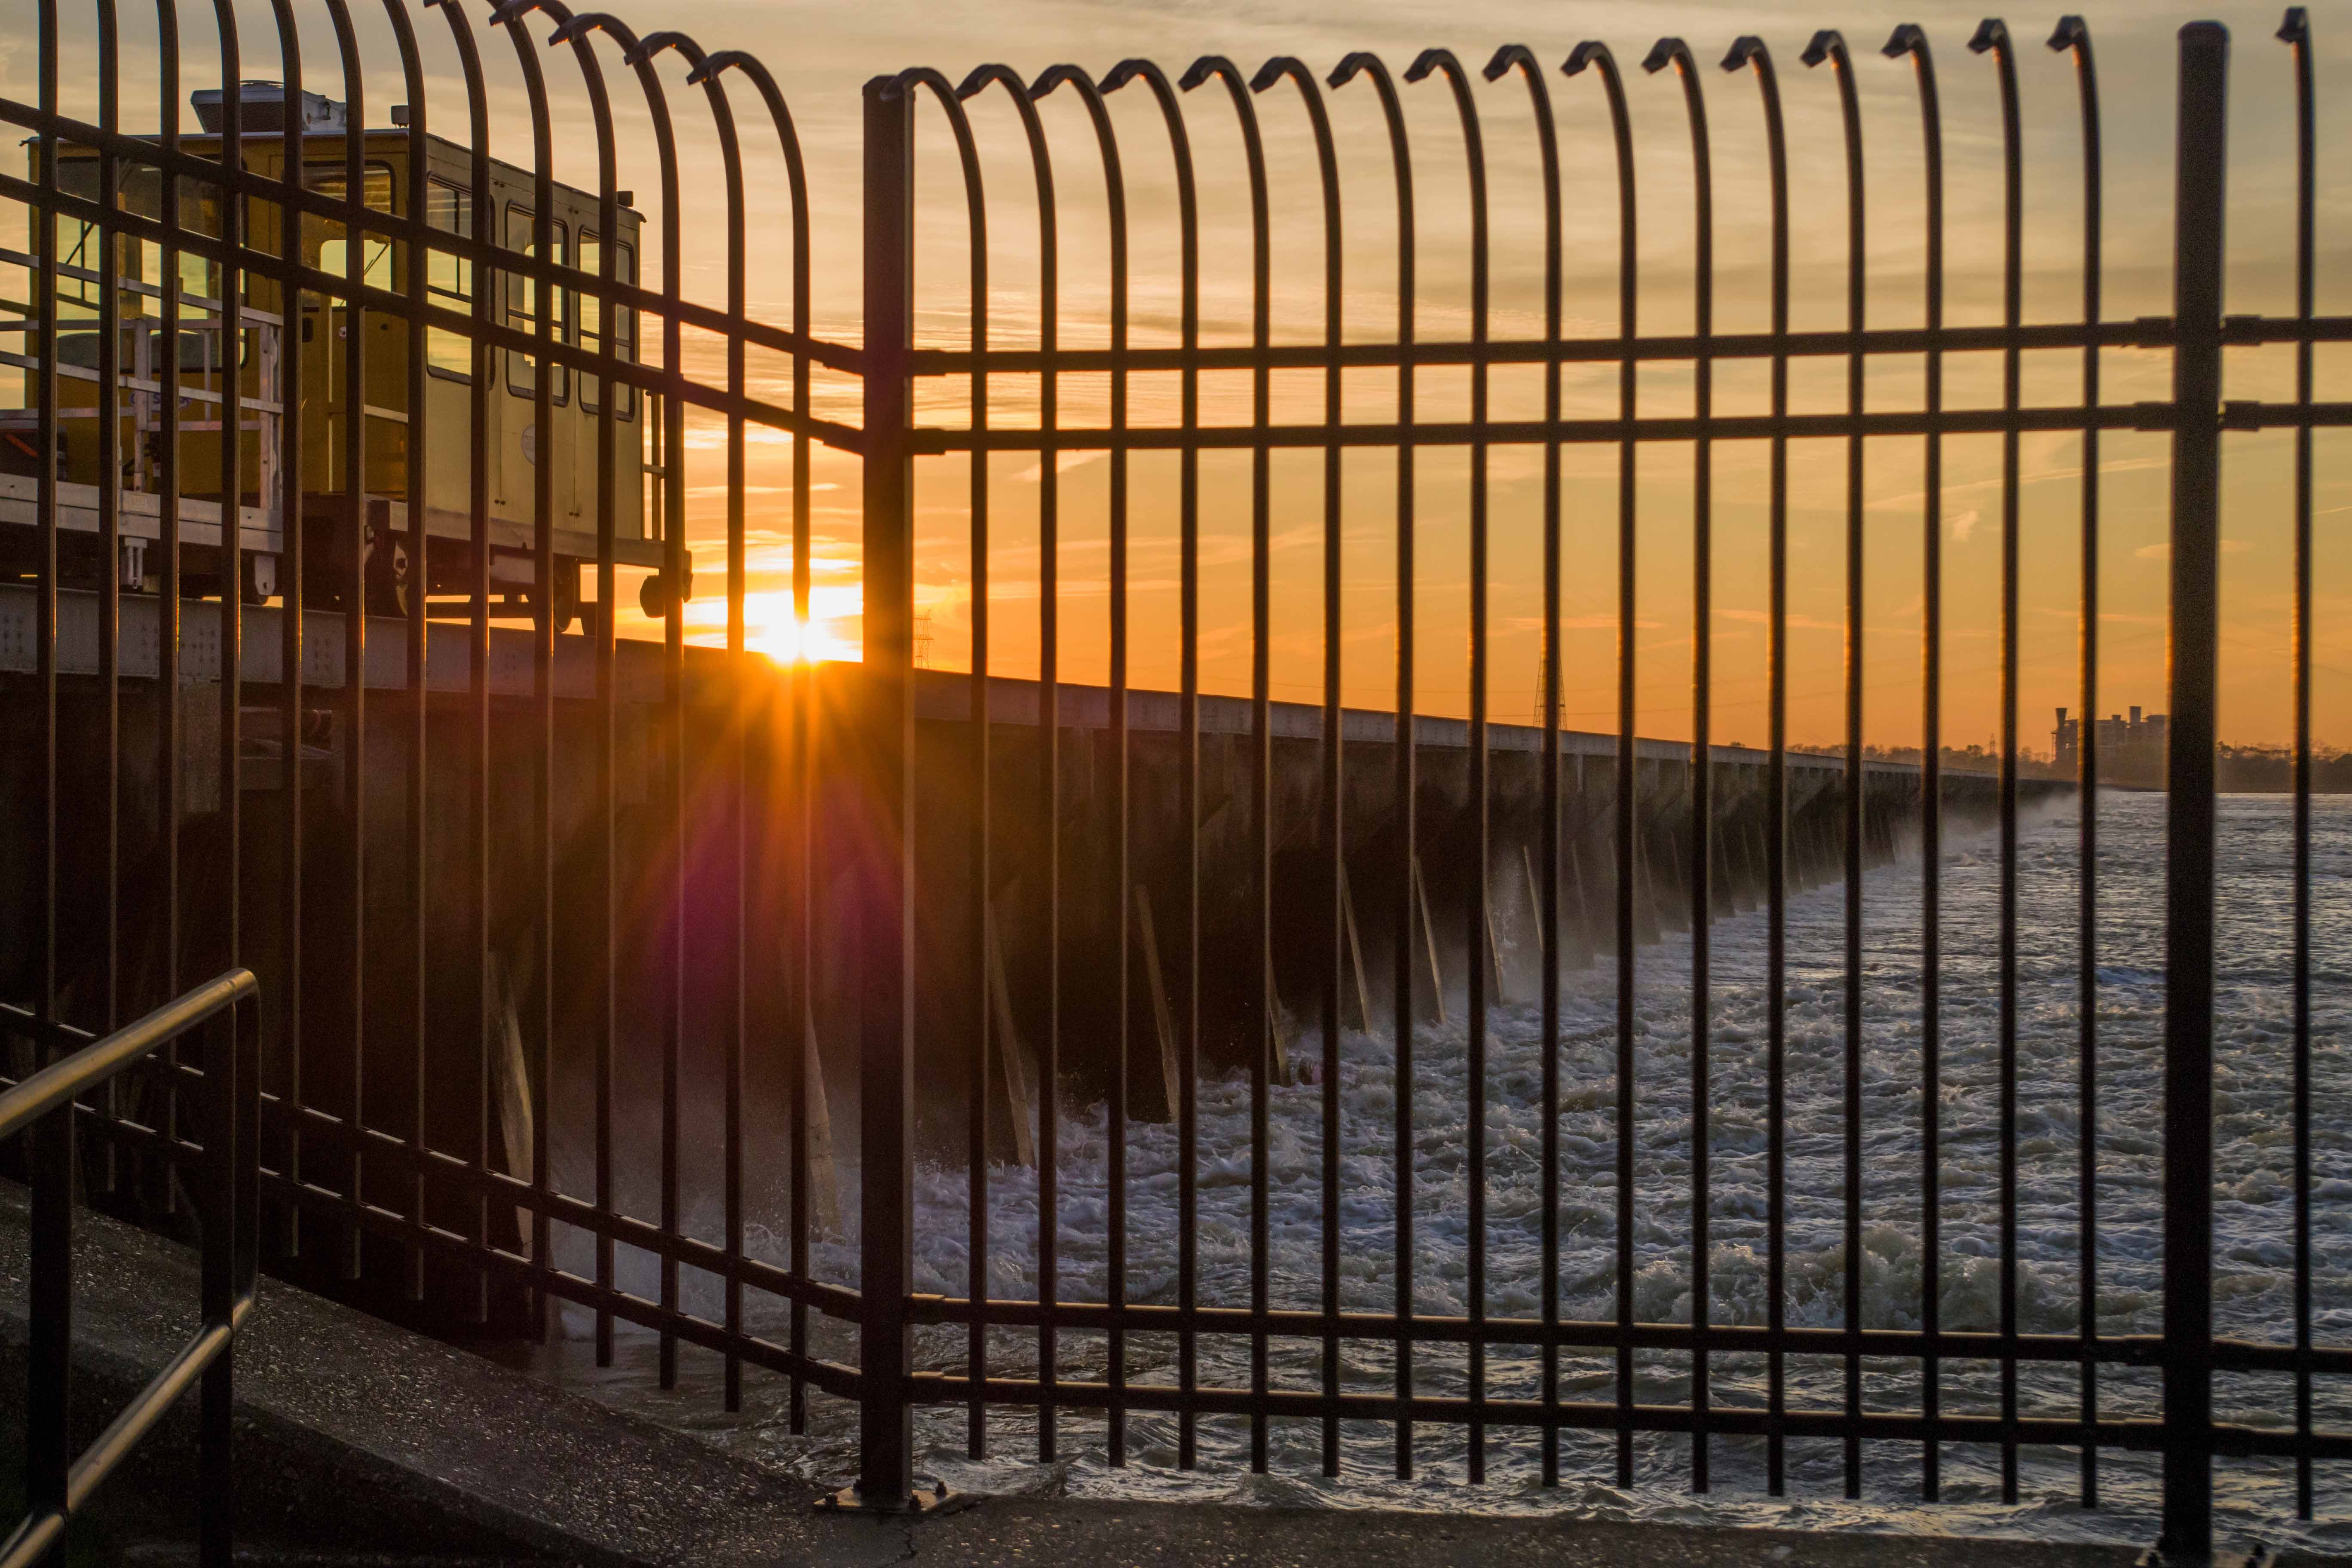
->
[511, 791, 2352, 1555]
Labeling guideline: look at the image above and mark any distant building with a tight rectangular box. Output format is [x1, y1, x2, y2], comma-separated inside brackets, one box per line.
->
[2053, 704, 2168, 783]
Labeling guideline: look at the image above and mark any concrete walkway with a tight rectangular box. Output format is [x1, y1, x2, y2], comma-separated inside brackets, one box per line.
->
[0, 1182, 2290, 1566]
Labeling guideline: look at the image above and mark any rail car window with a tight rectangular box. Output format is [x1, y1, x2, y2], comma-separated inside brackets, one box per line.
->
[44, 211, 104, 374]
[115, 169, 223, 306]
[306, 162, 396, 294]
[577, 231, 636, 420]
[505, 204, 568, 404]
[424, 178, 473, 380]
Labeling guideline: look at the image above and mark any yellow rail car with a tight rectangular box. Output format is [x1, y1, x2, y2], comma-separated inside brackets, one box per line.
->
[2, 82, 673, 630]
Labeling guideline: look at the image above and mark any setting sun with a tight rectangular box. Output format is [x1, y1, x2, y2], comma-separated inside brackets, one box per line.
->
[738, 587, 862, 665]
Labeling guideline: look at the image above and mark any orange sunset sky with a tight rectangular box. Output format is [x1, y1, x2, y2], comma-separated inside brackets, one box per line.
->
[6, 0, 2348, 754]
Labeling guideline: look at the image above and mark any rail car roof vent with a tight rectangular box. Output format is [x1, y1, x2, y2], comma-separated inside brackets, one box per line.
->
[191, 81, 348, 135]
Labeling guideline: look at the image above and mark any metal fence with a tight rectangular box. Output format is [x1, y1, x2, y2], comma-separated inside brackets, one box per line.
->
[0, 3, 2345, 1561]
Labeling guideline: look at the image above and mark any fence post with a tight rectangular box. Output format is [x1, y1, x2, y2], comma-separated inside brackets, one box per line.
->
[847, 72, 922, 1514]
[2160, 20, 2226, 1564]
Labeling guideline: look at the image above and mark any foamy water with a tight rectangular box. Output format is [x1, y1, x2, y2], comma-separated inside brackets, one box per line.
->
[513, 791, 2352, 1556]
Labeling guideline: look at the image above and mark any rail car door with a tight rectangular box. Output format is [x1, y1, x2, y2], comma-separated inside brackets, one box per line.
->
[306, 161, 397, 500]
[504, 204, 577, 533]
[579, 223, 635, 536]
[577, 227, 640, 544]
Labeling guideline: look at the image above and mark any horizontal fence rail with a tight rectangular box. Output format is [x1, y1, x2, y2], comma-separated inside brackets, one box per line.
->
[0, 3, 2338, 1562]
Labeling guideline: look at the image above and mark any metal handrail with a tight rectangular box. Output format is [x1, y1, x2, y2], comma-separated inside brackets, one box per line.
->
[0, 970, 259, 1568]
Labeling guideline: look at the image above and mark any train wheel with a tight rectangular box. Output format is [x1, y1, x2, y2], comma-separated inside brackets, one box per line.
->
[637, 563, 692, 620]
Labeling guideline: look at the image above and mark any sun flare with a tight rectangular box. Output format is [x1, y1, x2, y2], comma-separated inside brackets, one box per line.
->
[740, 588, 861, 665]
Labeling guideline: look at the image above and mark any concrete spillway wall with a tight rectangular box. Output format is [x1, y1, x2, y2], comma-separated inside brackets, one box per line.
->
[1, 589, 2069, 1317]
[895, 672, 2060, 1160]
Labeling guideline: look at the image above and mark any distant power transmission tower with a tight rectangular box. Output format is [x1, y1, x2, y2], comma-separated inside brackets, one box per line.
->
[913, 609, 935, 669]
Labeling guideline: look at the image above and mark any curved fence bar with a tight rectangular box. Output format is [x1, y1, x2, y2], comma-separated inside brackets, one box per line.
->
[2048, 9, 2104, 1512]
[0, 8, 2345, 1560]
[2278, 3, 2317, 1528]
[1726, 29, 1792, 1500]
[1403, 43, 1491, 1482]
[1483, 40, 1562, 1488]
[508, 0, 622, 1369]
[1031, 55, 1131, 1466]
[1800, 23, 1867, 1505]
[1176, 50, 1277, 1476]
[1246, 49, 1344, 1478]
[892, 59, 991, 1460]
[1967, 14, 2027, 1507]
[1881, 18, 1948, 1504]
[1098, 52, 1204, 1471]
[1326, 44, 1417, 1482]
[959, 56, 1066, 1465]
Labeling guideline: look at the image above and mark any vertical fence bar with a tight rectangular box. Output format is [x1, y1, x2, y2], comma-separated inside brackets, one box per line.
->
[579, 12, 622, 1373]
[1177, 79, 1200, 1472]
[2050, 11, 2102, 1511]
[1405, 49, 1489, 1484]
[946, 62, 1065, 1464]
[955, 58, 1074, 1455]
[441, 3, 494, 1326]
[1723, 35, 1788, 1499]
[855, 72, 918, 1513]
[1240, 64, 1275, 1480]
[1488, 42, 1561, 1491]
[790, 116, 815, 1432]
[652, 25, 750, 1416]
[1642, 36, 1708, 1493]
[2160, 21, 2227, 1562]
[1969, 17, 2026, 1506]
[326, 0, 367, 1283]
[536, 6, 619, 1373]
[1630, 38, 1697, 1490]
[723, 135, 747, 1412]
[2280, 2, 2316, 1525]
[1802, 26, 1866, 1504]
[1100, 57, 1201, 1474]
[508, 10, 557, 1345]
[1026, 60, 1140, 1467]
[892, 67, 992, 1462]
[31, 0, 58, 1101]
[95, 0, 122, 1182]
[1244, 56, 1341, 1482]
[1328, 50, 1414, 1483]
[1099, 78, 1132, 1468]
[1032, 86, 1062, 1468]
[656, 71, 687, 1397]
[24, 86, 64, 1429]
[1884, 24, 1944, 1501]
[390, 0, 432, 1307]
[216, 13, 246, 1259]
[274, 0, 308, 1264]
[157, 0, 186, 1203]
[1177, 55, 1274, 1474]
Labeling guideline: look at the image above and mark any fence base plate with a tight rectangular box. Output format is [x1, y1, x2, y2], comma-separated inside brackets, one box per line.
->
[816, 1483, 959, 1516]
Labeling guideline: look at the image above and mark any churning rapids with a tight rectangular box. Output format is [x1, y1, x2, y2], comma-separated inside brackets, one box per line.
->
[508, 792, 2352, 1553]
